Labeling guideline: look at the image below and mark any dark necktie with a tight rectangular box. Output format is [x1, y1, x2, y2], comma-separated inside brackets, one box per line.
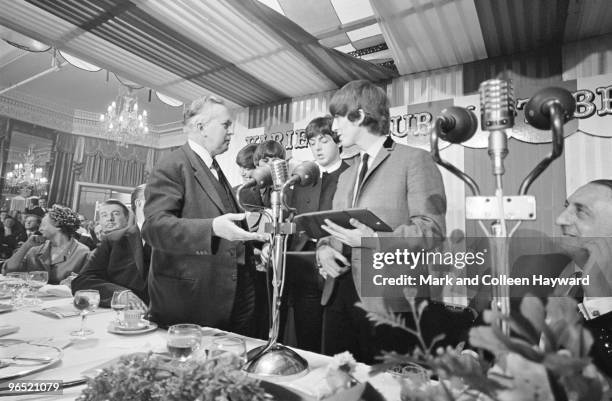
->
[211, 159, 238, 212]
[353, 153, 369, 207]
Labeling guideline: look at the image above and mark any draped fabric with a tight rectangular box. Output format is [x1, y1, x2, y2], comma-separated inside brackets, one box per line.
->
[48, 149, 76, 207]
[81, 153, 145, 188]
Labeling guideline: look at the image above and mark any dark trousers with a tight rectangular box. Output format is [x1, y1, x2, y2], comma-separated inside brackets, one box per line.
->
[229, 265, 256, 337]
[280, 280, 323, 352]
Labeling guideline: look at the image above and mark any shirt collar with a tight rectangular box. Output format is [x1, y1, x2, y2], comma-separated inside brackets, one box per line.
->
[360, 136, 386, 161]
[319, 159, 342, 175]
[188, 139, 214, 168]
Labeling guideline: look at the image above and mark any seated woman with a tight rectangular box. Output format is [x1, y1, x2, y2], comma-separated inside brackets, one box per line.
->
[4, 205, 90, 284]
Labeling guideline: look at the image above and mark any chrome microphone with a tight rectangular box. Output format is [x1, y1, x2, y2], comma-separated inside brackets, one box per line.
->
[270, 159, 289, 190]
[479, 79, 515, 176]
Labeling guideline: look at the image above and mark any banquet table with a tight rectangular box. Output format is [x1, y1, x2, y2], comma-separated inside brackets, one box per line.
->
[0, 297, 402, 400]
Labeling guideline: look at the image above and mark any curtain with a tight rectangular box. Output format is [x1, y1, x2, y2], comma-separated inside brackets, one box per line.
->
[48, 134, 78, 206]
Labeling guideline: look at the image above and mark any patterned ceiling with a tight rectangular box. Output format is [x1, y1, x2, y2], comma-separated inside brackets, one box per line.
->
[0, 0, 611, 109]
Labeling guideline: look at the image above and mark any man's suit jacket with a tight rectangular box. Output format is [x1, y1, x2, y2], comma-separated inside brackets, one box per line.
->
[321, 137, 447, 310]
[71, 225, 149, 307]
[142, 144, 253, 329]
[286, 162, 350, 285]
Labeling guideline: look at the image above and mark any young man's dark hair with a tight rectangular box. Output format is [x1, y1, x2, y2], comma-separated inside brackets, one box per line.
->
[329, 80, 390, 135]
[253, 140, 286, 166]
[235, 143, 258, 170]
[304, 115, 340, 143]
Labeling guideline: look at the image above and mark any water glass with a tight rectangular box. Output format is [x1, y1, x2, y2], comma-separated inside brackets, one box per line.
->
[388, 362, 429, 385]
[110, 291, 128, 325]
[5, 272, 27, 307]
[167, 324, 202, 362]
[26, 271, 48, 306]
[209, 336, 247, 366]
[71, 290, 100, 337]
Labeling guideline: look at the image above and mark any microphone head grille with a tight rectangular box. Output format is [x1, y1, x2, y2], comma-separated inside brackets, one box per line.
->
[479, 79, 516, 131]
[270, 159, 288, 190]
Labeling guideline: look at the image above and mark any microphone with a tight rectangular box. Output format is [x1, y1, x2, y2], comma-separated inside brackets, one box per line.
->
[479, 79, 515, 176]
[437, 107, 478, 143]
[525, 87, 576, 130]
[287, 161, 320, 187]
[270, 159, 289, 190]
[242, 165, 272, 189]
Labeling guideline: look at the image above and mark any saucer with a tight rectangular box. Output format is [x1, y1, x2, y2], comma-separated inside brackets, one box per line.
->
[107, 321, 158, 335]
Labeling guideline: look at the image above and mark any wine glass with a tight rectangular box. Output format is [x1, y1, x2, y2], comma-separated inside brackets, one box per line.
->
[209, 336, 247, 366]
[110, 291, 128, 326]
[71, 290, 100, 337]
[26, 271, 48, 306]
[5, 272, 27, 307]
[167, 324, 202, 362]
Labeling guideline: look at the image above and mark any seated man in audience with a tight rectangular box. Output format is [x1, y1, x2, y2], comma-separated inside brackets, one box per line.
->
[24, 214, 42, 238]
[99, 199, 130, 236]
[72, 187, 149, 310]
[511, 179, 612, 376]
[5, 205, 90, 284]
[25, 198, 46, 218]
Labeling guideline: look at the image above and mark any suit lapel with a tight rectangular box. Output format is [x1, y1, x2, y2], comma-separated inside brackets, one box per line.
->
[344, 161, 359, 208]
[355, 137, 394, 205]
[181, 145, 227, 213]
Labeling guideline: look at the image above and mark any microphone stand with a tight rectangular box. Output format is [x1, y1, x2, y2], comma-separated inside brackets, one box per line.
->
[430, 87, 572, 336]
[242, 182, 308, 377]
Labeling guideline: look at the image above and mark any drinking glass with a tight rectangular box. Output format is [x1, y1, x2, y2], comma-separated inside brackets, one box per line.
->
[209, 336, 247, 366]
[110, 291, 128, 326]
[26, 271, 48, 306]
[167, 324, 202, 362]
[71, 290, 100, 337]
[5, 272, 27, 307]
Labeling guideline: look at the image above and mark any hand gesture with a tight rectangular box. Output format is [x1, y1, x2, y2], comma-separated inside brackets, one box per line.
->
[316, 245, 350, 278]
[321, 218, 376, 248]
[213, 213, 268, 242]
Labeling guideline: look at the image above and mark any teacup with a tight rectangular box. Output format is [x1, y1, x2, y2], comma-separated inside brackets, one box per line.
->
[123, 310, 144, 328]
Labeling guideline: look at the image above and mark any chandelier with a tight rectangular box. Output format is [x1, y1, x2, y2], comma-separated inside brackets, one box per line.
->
[4, 146, 48, 195]
[99, 88, 149, 147]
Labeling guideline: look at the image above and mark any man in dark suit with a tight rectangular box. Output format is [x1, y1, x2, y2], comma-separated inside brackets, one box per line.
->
[142, 96, 267, 333]
[511, 179, 612, 376]
[281, 116, 349, 352]
[71, 185, 149, 309]
[315, 80, 448, 363]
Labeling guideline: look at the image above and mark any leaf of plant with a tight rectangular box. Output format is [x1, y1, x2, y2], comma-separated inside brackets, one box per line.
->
[541, 353, 590, 376]
[427, 334, 446, 353]
[519, 296, 546, 336]
[469, 326, 510, 355]
[546, 297, 580, 326]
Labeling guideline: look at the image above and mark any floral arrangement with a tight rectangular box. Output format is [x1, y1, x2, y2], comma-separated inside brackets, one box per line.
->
[359, 288, 611, 401]
[77, 352, 269, 401]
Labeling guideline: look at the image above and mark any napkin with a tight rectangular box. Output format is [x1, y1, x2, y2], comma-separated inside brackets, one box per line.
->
[32, 305, 81, 319]
[39, 284, 72, 298]
[0, 325, 18, 337]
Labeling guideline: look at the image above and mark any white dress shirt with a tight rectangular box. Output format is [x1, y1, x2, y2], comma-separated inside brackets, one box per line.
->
[188, 140, 218, 180]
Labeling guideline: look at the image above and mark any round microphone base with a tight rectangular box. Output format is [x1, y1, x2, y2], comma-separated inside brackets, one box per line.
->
[244, 343, 308, 377]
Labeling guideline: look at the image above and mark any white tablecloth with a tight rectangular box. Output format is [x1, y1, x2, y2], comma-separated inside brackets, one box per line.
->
[0, 298, 401, 400]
